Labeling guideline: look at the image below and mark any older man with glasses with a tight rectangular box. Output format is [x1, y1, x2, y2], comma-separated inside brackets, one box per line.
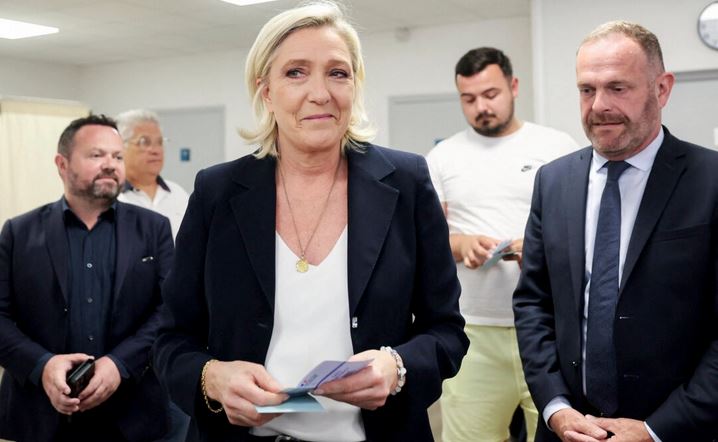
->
[116, 109, 190, 442]
[116, 109, 189, 241]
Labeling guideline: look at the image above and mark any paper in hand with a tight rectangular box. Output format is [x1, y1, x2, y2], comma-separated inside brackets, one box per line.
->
[482, 239, 514, 270]
[255, 359, 372, 414]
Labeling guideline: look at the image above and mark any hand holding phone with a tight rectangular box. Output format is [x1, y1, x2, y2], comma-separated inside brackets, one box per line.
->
[66, 358, 95, 398]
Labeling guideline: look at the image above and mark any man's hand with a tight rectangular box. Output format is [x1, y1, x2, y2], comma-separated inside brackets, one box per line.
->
[549, 408, 609, 442]
[501, 238, 523, 268]
[41, 353, 92, 414]
[450, 234, 500, 269]
[314, 349, 396, 410]
[78, 356, 121, 411]
[204, 360, 287, 427]
[588, 416, 653, 442]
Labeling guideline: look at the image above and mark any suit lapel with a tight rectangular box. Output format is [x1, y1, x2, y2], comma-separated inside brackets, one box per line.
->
[45, 200, 70, 302]
[230, 156, 277, 311]
[114, 202, 135, 299]
[567, 148, 592, 315]
[347, 147, 399, 315]
[620, 134, 686, 292]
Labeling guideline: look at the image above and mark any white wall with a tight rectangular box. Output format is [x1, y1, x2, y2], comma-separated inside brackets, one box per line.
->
[0, 57, 82, 101]
[79, 49, 253, 161]
[362, 16, 533, 146]
[533, 0, 718, 145]
[78, 16, 532, 159]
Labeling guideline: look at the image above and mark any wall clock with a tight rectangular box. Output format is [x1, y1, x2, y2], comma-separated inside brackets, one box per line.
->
[698, 2, 718, 49]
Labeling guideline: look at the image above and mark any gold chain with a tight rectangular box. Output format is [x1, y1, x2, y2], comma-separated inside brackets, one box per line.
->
[201, 359, 223, 413]
[277, 155, 342, 273]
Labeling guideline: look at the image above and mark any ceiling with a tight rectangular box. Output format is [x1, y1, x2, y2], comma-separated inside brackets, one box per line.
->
[0, 0, 529, 66]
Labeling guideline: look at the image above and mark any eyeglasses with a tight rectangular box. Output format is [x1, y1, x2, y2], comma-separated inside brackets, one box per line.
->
[128, 136, 168, 150]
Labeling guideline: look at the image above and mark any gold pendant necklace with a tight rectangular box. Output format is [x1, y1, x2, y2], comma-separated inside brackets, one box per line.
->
[278, 156, 342, 273]
[295, 257, 309, 273]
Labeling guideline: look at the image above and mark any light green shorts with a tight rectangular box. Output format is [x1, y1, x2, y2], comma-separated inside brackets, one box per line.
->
[441, 324, 537, 442]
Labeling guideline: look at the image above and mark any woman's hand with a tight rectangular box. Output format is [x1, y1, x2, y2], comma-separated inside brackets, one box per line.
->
[314, 350, 398, 410]
[204, 360, 288, 427]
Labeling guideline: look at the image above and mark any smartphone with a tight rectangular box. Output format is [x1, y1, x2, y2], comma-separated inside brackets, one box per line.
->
[66, 358, 95, 398]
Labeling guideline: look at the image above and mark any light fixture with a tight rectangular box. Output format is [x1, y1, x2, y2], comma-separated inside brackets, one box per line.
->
[220, 0, 280, 6]
[0, 18, 58, 40]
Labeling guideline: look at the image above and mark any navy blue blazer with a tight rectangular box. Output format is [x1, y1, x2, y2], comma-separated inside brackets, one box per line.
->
[0, 200, 174, 442]
[153, 144, 468, 441]
[514, 128, 718, 441]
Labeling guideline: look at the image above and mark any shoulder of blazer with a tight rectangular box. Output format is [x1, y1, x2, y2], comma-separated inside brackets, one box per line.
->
[5, 200, 60, 230]
[543, 146, 593, 172]
[192, 154, 274, 191]
[661, 127, 718, 165]
[348, 143, 415, 182]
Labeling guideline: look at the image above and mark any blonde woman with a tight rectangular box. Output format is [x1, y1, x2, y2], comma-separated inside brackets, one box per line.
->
[153, 2, 468, 441]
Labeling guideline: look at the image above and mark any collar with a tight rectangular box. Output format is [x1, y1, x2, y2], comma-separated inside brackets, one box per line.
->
[123, 175, 171, 193]
[465, 122, 526, 147]
[591, 126, 664, 173]
[62, 196, 117, 224]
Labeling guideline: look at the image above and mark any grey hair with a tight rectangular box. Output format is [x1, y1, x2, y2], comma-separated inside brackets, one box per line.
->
[115, 109, 161, 143]
[581, 20, 665, 73]
[239, 0, 375, 158]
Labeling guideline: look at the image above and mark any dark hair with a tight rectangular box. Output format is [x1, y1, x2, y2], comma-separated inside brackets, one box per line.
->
[57, 114, 118, 157]
[455, 47, 513, 79]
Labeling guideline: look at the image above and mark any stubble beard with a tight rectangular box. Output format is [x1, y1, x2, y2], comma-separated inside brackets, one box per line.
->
[69, 172, 121, 203]
[585, 91, 661, 159]
[471, 100, 515, 137]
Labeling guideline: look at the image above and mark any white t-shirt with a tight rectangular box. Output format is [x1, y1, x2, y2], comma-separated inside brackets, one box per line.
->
[426, 122, 579, 326]
[253, 228, 365, 442]
[118, 177, 189, 240]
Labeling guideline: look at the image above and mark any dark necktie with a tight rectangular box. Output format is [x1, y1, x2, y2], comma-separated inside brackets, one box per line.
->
[585, 160, 630, 416]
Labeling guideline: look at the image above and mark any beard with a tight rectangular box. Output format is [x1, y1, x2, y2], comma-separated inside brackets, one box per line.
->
[583, 93, 660, 159]
[471, 100, 515, 137]
[69, 171, 121, 202]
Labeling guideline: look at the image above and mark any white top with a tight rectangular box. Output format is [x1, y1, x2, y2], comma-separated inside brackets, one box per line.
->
[253, 227, 365, 442]
[543, 128, 664, 442]
[427, 123, 578, 326]
[118, 177, 189, 240]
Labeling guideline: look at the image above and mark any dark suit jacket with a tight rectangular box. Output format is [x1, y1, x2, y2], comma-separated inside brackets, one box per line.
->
[513, 128, 718, 441]
[153, 144, 468, 441]
[0, 200, 174, 442]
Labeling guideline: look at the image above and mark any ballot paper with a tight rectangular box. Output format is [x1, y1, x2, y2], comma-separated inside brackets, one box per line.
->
[256, 359, 372, 413]
[482, 239, 514, 270]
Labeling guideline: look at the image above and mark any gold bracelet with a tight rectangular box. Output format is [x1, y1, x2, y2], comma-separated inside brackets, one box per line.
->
[201, 359, 224, 413]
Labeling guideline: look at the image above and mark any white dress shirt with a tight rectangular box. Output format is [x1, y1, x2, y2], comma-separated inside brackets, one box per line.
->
[543, 128, 664, 441]
[118, 176, 189, 241]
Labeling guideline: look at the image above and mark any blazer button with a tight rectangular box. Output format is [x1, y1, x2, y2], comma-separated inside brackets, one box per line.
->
[571, 360, 580, 368]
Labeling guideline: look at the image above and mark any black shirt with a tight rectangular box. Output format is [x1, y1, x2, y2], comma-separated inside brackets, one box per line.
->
[62, 199, 116, 357]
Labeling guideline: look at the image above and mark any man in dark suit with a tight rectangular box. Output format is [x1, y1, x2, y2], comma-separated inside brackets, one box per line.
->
[0, 114, 173, 441]
[514, 21, 718, 442]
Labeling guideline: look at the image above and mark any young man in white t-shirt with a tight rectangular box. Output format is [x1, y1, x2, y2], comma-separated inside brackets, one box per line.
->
[426, 47, 578, 442]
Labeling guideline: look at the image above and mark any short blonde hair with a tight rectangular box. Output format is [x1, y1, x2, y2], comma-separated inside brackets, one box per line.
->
[581, 20, 665, 74]
[240, 0, 375, 158]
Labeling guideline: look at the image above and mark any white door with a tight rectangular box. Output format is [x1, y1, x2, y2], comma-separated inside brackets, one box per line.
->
[388, 94, 467, 156]
[663, 70, 718, 150]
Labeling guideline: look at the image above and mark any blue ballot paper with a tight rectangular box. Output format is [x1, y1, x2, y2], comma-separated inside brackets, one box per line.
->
[481, 238, 515, 270]
[255, 359, 372, 414]
[255, 394, 324, 413]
